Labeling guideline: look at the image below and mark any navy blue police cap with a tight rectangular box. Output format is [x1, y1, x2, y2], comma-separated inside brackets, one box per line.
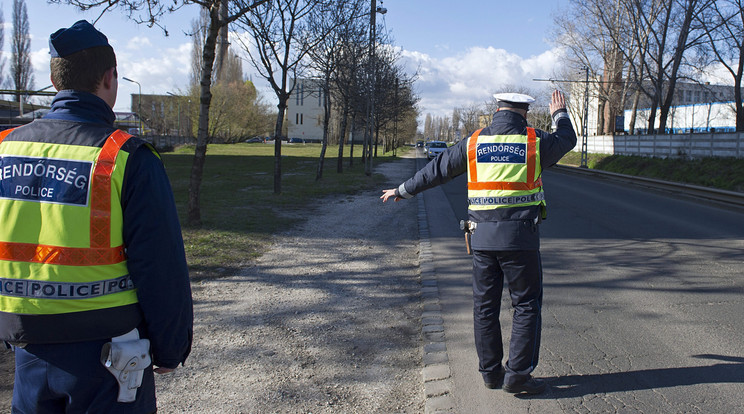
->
[49, 20, 110, 58]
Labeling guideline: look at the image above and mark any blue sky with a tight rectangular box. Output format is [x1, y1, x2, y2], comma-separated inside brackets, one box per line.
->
[24, 0, 572, 119]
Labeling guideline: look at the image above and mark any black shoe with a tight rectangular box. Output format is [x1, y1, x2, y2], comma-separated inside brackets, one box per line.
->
[503, 377, 547, 394]
[484, 380, 502, 389]
[483, 368, 506, 389]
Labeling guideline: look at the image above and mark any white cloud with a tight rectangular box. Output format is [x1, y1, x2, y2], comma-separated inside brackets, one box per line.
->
[126, 36, 153, 50]
[700, 62, 736, 86]
[31, 47, 52, 90]
[400, 45, 566, 121]
[115, 41, 192, 111]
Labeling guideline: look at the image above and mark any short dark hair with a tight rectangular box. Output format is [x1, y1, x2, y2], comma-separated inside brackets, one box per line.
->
[50, 45, 116, 93]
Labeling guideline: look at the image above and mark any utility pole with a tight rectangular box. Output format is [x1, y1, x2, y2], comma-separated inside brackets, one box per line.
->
[364, 0, 386, 176]
[364, 0, 377, 176]
[123, 77, 143, 135]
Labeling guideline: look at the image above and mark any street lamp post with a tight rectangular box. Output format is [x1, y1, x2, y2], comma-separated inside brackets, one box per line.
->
[166, 92, 181, 137]
[122, 77, 142, 135]
[364, 0, 387, 175]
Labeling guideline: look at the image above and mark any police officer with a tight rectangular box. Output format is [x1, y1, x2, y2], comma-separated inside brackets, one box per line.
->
[381, 90, 576, 394]
[0, 21, 193, 412]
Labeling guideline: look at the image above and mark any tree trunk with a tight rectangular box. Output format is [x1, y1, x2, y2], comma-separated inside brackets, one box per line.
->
[349, 113, 357, 168]
[629, 90, 641, 135]
[337, 104, 350, 173]
[187, 4, 222, 226]
[735, 52, 744, 132]
[659, 0, 696, 133]
[597, 99, 606, 135]
[273, 100, 287, 194]
[316, 84, 331, 181]
[373, 124, 379, 157]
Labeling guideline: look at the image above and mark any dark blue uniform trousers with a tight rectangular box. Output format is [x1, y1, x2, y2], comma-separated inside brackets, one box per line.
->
[472, 249, 543, 386]
[12, 339, 156, 413]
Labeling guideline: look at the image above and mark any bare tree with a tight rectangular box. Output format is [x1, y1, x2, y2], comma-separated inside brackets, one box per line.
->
[655, 0, 713, 132]
[330, 9, 367, 172]
[459, 103, 485, 137]
[50, 0, 269, 226]
[451, 108, 461, 141]
[11, 0, 33, 103]
[423, 113, 433, 138]
[555, 0, 631, 134]
[189, 9, 209, 89]
[305, 0, 365, 180]
[696, 0, 744, 131]
[369, 45, 418, 157]
[233, 0, 339, 193]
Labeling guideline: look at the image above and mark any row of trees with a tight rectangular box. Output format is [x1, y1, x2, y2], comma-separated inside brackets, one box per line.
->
[54, 0, 419, 226]
[421, 86, 554, 143]
[0, 0, 36, 104]
[186, 6, 275, 143]
[554, 0, 744, 135]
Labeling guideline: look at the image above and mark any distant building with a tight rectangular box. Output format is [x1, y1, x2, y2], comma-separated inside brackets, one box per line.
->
[286, 78, 324, 143]
[627, 101, 738, 134]
[569, 80, 737, 135]
[129, 93, 191, 136]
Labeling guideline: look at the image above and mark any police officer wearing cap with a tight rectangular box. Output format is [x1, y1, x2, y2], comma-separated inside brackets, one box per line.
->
[0, 20, 193, 412]
[382, 90, 576, 394]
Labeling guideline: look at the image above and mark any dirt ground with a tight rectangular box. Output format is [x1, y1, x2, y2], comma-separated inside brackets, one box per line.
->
[0, 155, 424, 413]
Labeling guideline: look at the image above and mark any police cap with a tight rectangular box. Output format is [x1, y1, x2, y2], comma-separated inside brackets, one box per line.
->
[49, 20, 111, 58]
[493, 93, 535, 110]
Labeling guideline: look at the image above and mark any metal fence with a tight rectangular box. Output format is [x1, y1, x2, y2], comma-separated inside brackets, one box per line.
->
[585, 132, 744, 159]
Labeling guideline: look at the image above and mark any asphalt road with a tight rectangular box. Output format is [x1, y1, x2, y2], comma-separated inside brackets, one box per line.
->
[415, 150, 744, 413]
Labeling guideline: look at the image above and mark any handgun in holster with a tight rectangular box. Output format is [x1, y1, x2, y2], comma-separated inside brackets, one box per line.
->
[100, 328, 151, 403]
[459, 220, 476, 255]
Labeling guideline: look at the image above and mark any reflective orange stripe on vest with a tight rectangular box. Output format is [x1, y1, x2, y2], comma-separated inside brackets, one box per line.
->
[467, 127, 542, 191]
[0, 128, 14, 144]
[90, 130, 131, 249]
[0, 129, 131, 265]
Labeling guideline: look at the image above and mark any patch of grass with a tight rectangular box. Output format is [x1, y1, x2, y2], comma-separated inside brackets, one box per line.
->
[161, 142, 410, 279]
[558, 151, 744, 193]
[555, 151, 612, 169]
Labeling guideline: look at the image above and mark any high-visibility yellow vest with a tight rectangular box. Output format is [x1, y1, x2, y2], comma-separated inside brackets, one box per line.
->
[466, 127, 545, 211]
[0, 127, 141, 343]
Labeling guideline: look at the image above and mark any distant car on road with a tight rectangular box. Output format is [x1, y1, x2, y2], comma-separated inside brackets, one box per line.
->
[245, 137, 264, 143]
[426, 141, 448, 159]
[416, 140, 424, 147]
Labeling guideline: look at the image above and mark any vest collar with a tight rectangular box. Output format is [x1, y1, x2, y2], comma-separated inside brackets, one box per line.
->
[43, 90, 116, 126]
[491, 110, 528, 129]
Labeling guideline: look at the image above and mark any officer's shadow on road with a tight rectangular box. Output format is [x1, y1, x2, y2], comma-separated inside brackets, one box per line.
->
[525, 354, 743, 399]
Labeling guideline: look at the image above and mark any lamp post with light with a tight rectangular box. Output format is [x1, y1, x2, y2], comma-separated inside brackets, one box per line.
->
[122, 77, 143, 135]
[166, 92, 182, 137]
[364, 0, 387, 175]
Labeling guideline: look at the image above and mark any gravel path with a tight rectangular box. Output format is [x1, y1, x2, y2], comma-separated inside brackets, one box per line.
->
[0, 154, 424, 413]
[155, 155, 424, 413]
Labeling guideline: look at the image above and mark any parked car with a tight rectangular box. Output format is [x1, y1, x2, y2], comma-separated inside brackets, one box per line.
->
[245, 137, 264, 143]
[426, 141, 448, 159]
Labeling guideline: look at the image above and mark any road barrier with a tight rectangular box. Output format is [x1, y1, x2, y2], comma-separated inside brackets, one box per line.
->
[583, 132, 744, 159]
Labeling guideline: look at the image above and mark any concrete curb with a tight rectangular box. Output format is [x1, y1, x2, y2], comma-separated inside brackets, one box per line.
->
[417, 193, 456, 414]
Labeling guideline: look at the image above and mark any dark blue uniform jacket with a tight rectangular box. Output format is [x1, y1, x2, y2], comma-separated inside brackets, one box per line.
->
[11, 90, 193, 369]
[401, 110, 576, 251]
